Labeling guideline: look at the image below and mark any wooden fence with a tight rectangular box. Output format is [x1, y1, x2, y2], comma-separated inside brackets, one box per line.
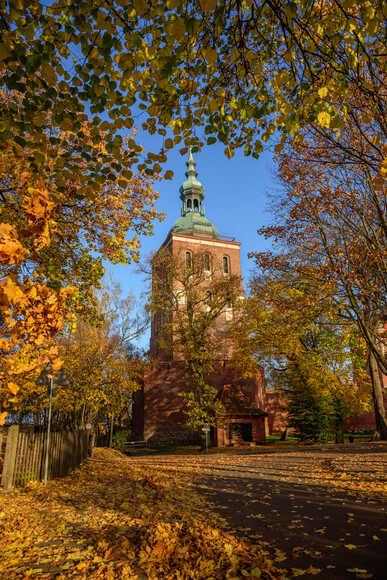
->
[0, 425, 90, 490]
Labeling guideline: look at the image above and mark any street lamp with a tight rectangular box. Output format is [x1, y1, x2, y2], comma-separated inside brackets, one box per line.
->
[36, 363, 70, 485]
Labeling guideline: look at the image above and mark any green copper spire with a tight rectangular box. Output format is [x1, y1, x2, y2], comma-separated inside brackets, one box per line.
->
[169, 148, 220, 239]
[179, 147, 205, 216]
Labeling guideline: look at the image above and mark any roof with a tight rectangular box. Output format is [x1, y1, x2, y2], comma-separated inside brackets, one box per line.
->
[217, 384, 268, 417]
[170, 148, 221, 239]
[170, 212, 220, 238]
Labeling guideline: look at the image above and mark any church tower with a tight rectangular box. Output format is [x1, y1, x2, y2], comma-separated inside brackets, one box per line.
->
[150, 149, 243, 360]
[132, 150, 268, 447]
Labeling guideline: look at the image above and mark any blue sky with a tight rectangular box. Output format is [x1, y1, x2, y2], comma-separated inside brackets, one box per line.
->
[111, 141, 277, 349]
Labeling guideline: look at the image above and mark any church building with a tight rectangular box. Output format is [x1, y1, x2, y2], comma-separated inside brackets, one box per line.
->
[132, 150, 268, 447]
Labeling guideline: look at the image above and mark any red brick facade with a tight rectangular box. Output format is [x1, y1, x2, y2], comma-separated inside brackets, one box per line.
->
[132, 359, 268, 447]
[133, 226, 268, 447]
[150, 231, 243, 361]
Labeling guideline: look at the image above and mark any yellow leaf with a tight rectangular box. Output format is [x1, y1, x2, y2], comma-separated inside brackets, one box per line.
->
[317, 111, 331, 128]
[200, 0, 218, 11]
[0, 44, 9, 61]
[76, 562, 87, 570]
[164, 138, 174, 149]
[344, 544, 357, 550]
[60, 119, 73, 131]
[318, 87, 328, 98]
[209, 98, 218, 113]
[8, 382, 19, 395]
[205, 47, 217, 65]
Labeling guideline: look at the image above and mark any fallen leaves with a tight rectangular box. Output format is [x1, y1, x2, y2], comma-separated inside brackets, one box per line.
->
[0, 448, 286, 579]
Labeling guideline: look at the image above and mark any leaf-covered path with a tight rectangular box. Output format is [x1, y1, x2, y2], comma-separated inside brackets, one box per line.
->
[1, 444, 386, 579]
[0, 448, 284, 579]
[135, 443, 387, 579]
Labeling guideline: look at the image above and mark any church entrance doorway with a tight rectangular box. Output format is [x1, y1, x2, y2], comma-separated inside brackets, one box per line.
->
[230, 422, 253, 443]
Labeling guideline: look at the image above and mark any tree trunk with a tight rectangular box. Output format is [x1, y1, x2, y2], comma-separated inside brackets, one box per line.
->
[280, 427, 290, 441]
[109, 413, 114, 448]
[369, 352, 387, 440]
[335, 425, 344, 444]
[80, 401, 86, 430]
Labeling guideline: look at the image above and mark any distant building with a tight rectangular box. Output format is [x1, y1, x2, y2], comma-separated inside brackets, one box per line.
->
[132, 150, 268, 446]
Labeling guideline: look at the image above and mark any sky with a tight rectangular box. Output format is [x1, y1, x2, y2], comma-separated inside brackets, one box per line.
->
[110, 141, 278, 349]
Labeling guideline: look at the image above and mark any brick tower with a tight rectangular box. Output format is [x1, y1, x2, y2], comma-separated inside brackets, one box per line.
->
[132, 150, 268, 446]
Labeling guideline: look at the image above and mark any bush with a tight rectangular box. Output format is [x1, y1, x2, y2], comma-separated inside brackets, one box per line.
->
[111, 430, 128, 452]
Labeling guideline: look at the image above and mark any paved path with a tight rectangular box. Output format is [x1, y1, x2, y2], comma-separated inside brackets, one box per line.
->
[196, 445, 387, 579]
[136, 443, 387, 579]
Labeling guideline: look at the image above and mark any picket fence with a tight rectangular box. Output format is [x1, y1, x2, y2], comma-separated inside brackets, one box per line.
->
[0, 425, 90, 491]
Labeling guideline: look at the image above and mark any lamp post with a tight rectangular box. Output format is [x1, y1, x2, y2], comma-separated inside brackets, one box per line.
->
[202, 422, 210, 453]
[36, 363, 70, 485]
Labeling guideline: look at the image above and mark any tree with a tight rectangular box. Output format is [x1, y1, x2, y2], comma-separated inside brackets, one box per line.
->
[257, 110, 387, 437]
[147, 248, 242, 431]
[0, 2, 385, 171]
[2, 0, 386, 418]
[0, 86, 161, 420]
[8, 279, 146, 433]
[232, 269, 371, 443]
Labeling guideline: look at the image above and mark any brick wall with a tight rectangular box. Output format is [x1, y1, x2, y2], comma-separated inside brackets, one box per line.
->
[132, 361, 267, 446]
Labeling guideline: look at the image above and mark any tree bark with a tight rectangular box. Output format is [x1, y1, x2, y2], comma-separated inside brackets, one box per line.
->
[80, 401, 86, 430]
[280, 427, 290, 441]
[335, 424, 344, 444]
[109, 413, 114, 448]
[369, 352, 387, 440]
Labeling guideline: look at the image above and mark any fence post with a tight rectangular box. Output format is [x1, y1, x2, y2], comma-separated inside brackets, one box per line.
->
[1, 425, 20, 491]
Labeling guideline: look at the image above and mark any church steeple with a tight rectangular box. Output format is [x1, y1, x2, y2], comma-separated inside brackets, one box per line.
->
[179, 147, 205, 217]
[169, 148, 220, 239]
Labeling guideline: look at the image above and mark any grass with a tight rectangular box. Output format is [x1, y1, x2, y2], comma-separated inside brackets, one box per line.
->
[141, 431, 377, 456]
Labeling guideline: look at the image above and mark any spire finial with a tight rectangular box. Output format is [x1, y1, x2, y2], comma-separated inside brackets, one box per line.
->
[185, 146, 197, 179]
[179, 148, 205, 217]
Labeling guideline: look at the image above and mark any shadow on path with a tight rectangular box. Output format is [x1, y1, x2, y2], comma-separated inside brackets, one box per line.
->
[193, 448, 387, 579]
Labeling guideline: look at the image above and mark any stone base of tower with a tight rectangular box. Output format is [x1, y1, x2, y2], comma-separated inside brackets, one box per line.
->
[131, 360, 268, 447]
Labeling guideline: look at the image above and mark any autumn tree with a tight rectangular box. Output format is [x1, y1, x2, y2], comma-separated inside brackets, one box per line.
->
[232, 269, 371, 443]
[146, 248, 242, 431]
[0, 1, 384, 168]
[2, 0, 386, 417]
[255, 100, 387, 437]
[0, 85, 161, 419]
[9, 278, 146, 434]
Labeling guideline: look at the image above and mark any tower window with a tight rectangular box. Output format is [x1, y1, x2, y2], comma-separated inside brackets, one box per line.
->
[223, 256, 229, 274]
[187, 199, 192, 210]
[204, 254, 211, 272]
[194, 199, 199, 211]
[185, 251, 192, 268]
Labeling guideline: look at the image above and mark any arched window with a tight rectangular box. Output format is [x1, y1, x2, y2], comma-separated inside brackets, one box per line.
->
[223, 256, 229, 274]
[204, 254, 211, 272]
[187, 199, 192, 210]
[205, 290, 212, 311]
[185, 251, 192, 268]
[194, 198, 199, 211]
